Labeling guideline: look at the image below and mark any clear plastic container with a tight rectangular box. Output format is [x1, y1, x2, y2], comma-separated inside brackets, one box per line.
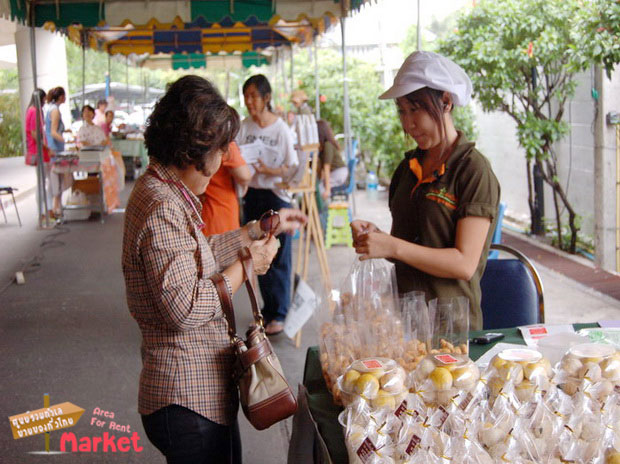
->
[485, 348, 552, 402]
[411, 353, 480, 407]
[556, 342, 620, 399]
[337, 357, 408, 409]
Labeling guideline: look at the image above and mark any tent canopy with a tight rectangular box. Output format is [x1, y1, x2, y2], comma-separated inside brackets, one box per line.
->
[7, 0, 373, 56]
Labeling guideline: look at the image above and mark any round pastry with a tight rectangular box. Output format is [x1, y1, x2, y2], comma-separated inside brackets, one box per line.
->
[355, 373, 380, 398]
[342, 369, 361, 391]
[430, 367, 453, 391]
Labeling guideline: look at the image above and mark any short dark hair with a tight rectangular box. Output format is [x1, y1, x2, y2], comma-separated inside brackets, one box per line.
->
[81, 105, 95, 115]
[243, 74, 272, 111]
[97, 100, 107, 108]
[47, 87, 65, 103]
[105, 110, 114, 117]
[144, 75, 239, 173]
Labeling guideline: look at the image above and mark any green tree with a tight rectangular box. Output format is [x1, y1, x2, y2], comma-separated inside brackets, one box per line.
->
[0, 70, 22, 158]
[439, 0, 620, 253]
[291, 48, 406, 179]
[0, 93, 23, 158]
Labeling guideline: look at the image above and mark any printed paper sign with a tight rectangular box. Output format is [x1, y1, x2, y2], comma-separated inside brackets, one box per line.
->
[519, 324, 575, 347]
[284, 279, 318, 338]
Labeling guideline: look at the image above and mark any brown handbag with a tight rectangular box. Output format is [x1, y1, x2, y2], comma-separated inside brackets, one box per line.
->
[210, 247, 298, 430]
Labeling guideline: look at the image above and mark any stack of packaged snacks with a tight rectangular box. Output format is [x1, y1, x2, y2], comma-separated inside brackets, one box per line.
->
[410, 353, 480, 407]
[337, 358, 408, 410]
[555, 343, 620, 401]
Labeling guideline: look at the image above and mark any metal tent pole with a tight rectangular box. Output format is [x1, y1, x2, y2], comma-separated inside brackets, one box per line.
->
[417, 0, 422, 51]
[341, 16, 352, 160]
[81, 32, 86, 109]
[29, 8, 51, 228]
[314, 40, 320, 120]
[290, 45, 294, 93]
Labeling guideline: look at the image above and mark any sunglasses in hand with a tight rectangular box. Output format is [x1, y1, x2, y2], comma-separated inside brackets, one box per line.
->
[259, 209, 280, 238]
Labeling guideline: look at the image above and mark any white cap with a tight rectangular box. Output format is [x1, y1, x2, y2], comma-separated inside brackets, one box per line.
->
[379, 51, 472, 106]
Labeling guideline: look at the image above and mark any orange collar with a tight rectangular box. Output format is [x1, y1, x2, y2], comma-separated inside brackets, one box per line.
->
[408, 157, 446, 196]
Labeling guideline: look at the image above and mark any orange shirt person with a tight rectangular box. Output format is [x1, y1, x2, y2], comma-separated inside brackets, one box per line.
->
[200, 142, 252, 235]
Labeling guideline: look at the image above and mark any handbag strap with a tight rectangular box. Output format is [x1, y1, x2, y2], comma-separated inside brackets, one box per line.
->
[238, 247, 264, 327]
[210, 272, 238, 342]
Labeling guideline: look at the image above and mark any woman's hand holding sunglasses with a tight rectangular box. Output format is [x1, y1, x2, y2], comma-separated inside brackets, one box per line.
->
[248, 236, 279, 275]
[258, 208, 308, 236]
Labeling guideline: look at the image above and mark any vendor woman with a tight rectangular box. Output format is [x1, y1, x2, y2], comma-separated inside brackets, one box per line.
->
[351, 51, 500, 331]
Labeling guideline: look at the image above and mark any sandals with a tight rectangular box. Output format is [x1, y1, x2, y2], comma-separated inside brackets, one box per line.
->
[265, 321, 284, 336]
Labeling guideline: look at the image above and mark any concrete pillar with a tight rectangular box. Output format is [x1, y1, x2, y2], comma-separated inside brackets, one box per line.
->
[594, 65, 620, 273]
[15, 25, 71, 151]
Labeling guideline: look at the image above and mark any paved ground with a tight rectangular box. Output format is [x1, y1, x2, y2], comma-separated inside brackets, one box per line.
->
[1, 156, 619, 463]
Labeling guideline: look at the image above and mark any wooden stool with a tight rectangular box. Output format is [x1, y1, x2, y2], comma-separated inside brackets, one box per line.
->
[325, 202, 352, 248]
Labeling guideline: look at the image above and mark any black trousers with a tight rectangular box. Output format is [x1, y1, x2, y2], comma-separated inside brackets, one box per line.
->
[141, 405, 242, 464]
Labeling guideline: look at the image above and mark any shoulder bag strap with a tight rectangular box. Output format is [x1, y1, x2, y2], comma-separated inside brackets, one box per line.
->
[210, 272, 238, 342]
[238, 247, 264, 327]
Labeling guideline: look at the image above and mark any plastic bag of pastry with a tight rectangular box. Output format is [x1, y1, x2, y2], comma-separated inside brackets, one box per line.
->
[345, 407, 396, 464]
[340, 258, 400, 322]
[396, 413, 431, 460]
[522, 399, 563, 457]
[428, 296, 469, 356]
[450, 428, 495, 464]
[399, 291, 432, 369]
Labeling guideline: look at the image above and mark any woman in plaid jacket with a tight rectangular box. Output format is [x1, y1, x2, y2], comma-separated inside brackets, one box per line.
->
[122, 76, 305, 464]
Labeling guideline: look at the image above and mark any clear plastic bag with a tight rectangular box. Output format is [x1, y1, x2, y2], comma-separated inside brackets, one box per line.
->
[429, 297, 469, 356]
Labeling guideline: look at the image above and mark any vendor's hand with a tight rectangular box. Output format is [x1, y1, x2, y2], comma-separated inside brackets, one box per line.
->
[248, 235, 279, 275]
[350, 220, 380, 243]
[321, 187, 331, 200]
[353, 231, 396, 261]
[276, 208, 307, 235]
[254, 159, 272, 175]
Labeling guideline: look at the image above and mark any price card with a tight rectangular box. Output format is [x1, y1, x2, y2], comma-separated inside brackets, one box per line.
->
[518, 324, 575, 347]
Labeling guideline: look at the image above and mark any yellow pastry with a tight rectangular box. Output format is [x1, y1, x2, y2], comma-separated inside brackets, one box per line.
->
[429, 367, 453, 391]
[355, 373, 380, 398]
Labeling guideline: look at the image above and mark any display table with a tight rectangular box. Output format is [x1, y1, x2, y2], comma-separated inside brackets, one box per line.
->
[301, 323, 599, 464]
[111, 138, 148, 179]
[56, 149, 121, 224]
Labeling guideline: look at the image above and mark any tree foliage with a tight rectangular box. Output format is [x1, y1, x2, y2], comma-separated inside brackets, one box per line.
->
[0, 93, 23, 158]
[0, 70, 22, 157]
[438, 0, 620, 253]
[291, 48, 406, 179]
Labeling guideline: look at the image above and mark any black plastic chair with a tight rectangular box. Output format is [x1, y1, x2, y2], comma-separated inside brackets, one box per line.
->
[480, 243, 544, 329]
[0, 186, 22, 227]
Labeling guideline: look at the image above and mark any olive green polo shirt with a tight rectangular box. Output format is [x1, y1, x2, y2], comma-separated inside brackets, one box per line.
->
[388, 133, 500, 331]
[318, 140, 346, 176]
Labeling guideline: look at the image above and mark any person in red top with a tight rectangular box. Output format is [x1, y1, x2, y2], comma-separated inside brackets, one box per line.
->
[25, 88, 50, 165]
[200, 141, 252, 236]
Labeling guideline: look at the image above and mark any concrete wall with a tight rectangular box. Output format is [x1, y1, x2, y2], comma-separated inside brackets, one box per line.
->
[594, 66, 620, 272]
[473, 66, 619, 271]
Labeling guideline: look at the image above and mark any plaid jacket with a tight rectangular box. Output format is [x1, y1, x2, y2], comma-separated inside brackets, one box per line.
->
[122, 160, 243, 425]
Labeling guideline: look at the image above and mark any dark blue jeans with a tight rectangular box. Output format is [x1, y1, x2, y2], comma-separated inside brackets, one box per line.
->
[243, 187, 292, 323]
[141, 405, 241, 464]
